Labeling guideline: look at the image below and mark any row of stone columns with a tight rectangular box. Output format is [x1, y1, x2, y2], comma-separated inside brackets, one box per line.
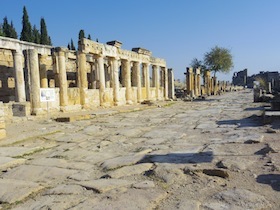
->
[11, 47, 173, 114]
[77, 52, 168, 106]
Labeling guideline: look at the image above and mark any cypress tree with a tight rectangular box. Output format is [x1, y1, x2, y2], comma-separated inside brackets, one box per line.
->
[48, 36, 52, 46]
[2, 17, 10, 37]
[32, 25, 40, 44]
[10, 21, 18, 39]
[70, 39, 76, 50]
[20, 6, 33, 42]
[40, 18, 50, 45]
[78, 30, 85, 40]
[67, 43, 71, 50]
[87, 34, 91, 40]
[0, 24, 3, 36]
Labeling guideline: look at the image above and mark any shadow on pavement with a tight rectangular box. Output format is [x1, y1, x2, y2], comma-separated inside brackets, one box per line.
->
[138, 151, 213, 164]
[244, 107, 265, 111]
[256, 174, 280, 191]
[216, 114, 263, 128]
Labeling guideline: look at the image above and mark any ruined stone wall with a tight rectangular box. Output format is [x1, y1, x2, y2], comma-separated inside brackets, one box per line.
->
[0, 102, 6, 139]
[0, 49, 16, 102]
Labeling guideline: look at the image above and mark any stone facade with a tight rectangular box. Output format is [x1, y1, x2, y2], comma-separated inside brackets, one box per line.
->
[0, 37, 174, 116]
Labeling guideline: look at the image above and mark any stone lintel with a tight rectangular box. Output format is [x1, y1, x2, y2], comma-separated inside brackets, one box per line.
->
[132, 48, 152, 56]
[54, 47, 69, 53]
[106, 40, 122, 48]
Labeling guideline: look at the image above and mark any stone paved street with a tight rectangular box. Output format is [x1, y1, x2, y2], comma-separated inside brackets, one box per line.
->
[0, 89, 279, 210]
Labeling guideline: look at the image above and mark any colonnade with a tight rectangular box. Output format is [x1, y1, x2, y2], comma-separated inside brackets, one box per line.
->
[7, 38, 174, 115]
[185, 67, 233, 98]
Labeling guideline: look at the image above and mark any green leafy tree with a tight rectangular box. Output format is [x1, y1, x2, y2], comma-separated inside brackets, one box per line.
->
[204, 46, 233, 77]
[190, 58, 206, 73]
[32, 25, 40, 44]
[40, 18, 51, 45]
[20, 6, 33, 42]
[70, 39, 76, 50]
[78, 29, 85, 40]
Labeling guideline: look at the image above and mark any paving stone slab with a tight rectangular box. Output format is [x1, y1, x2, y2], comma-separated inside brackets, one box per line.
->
[13, 194, 86, 210]
[79, 179, 135, 193]
[0, 157, 26, 171]
[70, 188, 167, 210]
[106, 163, 153, 178]
[0, 147, 43, 158]
[2, 165, 78, 184]
[201, 188, 272, 210]
[101, 154, 147, 170]
[0, 178, 43, 204]
[30, 158, 93, 170]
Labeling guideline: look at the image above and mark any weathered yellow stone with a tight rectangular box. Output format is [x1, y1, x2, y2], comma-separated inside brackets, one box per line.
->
[0, 122, 6, 129]
[0, 129, 7, 139]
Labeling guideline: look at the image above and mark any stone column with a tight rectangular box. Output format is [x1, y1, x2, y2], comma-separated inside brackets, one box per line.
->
[194, 68, 201, 97]
[204, 70, 211, 95]
[164, 67, 168, 100]
[122, 59, 132, 104]
[143, 63, 150, 100]
[168, 68, 174, 99]
[78, 52, 88, 106]
[97, 55, 106, 106]
[13, 50, 26, 102]
[133, 62, 141, 103]
[112, 57, 120, 106]
[153, 65, 160, 100]
[39, 54, 48, 88]
[27, 49, 41, 115]
[56, 47, 68, 107]
[186, 67, 194, 96]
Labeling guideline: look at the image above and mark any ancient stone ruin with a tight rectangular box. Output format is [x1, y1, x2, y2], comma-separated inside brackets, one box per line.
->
[0, 36, 174, 117]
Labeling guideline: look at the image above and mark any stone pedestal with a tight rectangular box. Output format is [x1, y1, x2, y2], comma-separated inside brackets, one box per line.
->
[12, 102, 30, 116]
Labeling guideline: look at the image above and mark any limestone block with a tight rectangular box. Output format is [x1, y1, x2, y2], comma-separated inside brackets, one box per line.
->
[0, 122, 5, 129]
[0, 129, 6, 139]
[12, 103, 31, 116]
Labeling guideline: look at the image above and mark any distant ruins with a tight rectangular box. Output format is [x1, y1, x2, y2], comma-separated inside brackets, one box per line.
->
[184, 67, 234, 98]
[0, 36, 174, 117]
[232, 68, 280, 90]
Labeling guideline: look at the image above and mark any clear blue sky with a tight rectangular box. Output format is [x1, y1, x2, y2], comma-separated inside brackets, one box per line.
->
[1, 0, 280, 82]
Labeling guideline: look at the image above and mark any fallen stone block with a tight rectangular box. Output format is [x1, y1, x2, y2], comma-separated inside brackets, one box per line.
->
[202, 169, 229, 179]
